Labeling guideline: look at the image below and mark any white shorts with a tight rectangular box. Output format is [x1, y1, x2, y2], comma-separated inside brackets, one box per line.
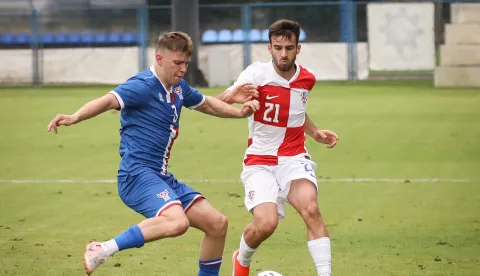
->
[240, 157, 318, 220]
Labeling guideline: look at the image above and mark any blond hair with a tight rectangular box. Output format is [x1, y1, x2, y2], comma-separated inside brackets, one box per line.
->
[155, 31, 193, 56]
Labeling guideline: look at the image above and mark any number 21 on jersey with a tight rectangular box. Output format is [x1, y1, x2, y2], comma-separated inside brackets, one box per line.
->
[263, 102, 280, 123]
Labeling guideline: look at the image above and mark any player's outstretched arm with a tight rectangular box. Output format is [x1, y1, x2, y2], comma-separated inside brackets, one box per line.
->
[305, 113, 339, 149]
[216, 83, 259, 104]
[195, 96, 259, 118]
[47, 93, 120, 134]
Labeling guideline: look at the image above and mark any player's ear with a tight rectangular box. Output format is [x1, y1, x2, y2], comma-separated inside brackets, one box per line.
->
[268, 43, 272, 54]
[156, 53, 163, 65]
[296, 44, 301, 54]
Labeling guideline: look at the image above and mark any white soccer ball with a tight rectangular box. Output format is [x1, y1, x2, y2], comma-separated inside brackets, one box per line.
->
[257, 271, 283, 276]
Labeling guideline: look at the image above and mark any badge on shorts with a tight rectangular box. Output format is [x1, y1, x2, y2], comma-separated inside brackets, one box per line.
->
[247, 190, 255, 200]
[157, 189, 171, 201]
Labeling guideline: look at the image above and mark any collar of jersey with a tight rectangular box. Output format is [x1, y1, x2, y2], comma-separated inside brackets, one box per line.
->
[150, 65, 173, 94]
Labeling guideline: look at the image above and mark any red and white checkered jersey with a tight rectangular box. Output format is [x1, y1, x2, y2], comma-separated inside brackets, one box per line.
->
[229, 60, 316, 166]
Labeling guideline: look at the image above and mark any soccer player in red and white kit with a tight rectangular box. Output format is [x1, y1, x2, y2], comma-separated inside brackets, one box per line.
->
[219, 19, 339, 276]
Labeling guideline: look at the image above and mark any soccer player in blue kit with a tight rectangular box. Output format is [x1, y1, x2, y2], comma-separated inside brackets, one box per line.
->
[47, 32, 260, 275]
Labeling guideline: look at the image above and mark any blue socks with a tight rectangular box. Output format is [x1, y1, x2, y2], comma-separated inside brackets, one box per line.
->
[113, 225, 145, 251]
[112, 225, 221, 276]
[198, 258, 222, 276]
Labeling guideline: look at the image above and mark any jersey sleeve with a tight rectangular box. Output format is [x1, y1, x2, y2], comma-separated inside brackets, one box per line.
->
[182, 82, 206, 109]
[226, 62, 259, 91]
[109, 78, 151, 109]
[304, 67, 318, 92]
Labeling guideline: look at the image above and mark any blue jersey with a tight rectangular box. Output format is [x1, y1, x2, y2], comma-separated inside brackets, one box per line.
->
[109, 66, 205, 175]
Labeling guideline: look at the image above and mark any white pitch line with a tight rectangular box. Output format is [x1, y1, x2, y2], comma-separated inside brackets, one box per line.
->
[0, 178, 471, 184]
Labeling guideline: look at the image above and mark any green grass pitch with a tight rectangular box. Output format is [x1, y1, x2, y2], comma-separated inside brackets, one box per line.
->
[0, 81, 479, 275]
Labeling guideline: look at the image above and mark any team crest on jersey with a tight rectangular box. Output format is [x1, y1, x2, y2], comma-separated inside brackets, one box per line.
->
[301, 91, 308, 106]
[157, 189, 171, 201]
[158, 93, 164, 102]
[174, 86, 183, 99]
[247, 190, 255, 200]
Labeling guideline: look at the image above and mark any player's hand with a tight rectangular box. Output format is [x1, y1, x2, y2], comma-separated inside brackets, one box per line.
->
[312, 129, 339, 148]
[47, 114, 78, 134]
[227, 82, 259, 103]
[240, 100, 260, 117]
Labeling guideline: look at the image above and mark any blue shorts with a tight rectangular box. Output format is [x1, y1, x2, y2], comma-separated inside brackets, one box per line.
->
[117, 169, 204, 218]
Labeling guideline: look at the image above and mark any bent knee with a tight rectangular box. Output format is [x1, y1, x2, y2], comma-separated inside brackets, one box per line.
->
[206, 214, 229, 237]
[216, 214, 229, 236]
[171, 216, 190, 237]
[255, 218, 278, 236]
[301, 201, 321, 220]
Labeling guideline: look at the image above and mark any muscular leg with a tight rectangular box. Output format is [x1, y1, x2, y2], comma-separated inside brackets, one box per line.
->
[102, 204, 190, 256]
[287, 179, 328, 240]
[288, 178, 331, 276]
[138, 204, 190, 241]
[234, 202, 278, 271]
[186, 198, 228, 261]
[233, 166, 279, 275]
[186, 198, 228, 276]
[84, 205, 190, 275]
[243, 202, 279, 248]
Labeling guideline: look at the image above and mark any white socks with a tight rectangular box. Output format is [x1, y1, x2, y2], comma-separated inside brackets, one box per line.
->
[237, 234, 331, 275]
[308, 237, 332, 276]
[100, 239, 119, 257]
[237, 234, 257, 267]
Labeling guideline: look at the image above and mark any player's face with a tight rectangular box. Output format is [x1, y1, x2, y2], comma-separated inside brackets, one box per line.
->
[268, 34, 301, 72]
[157, 50, 191, 85]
